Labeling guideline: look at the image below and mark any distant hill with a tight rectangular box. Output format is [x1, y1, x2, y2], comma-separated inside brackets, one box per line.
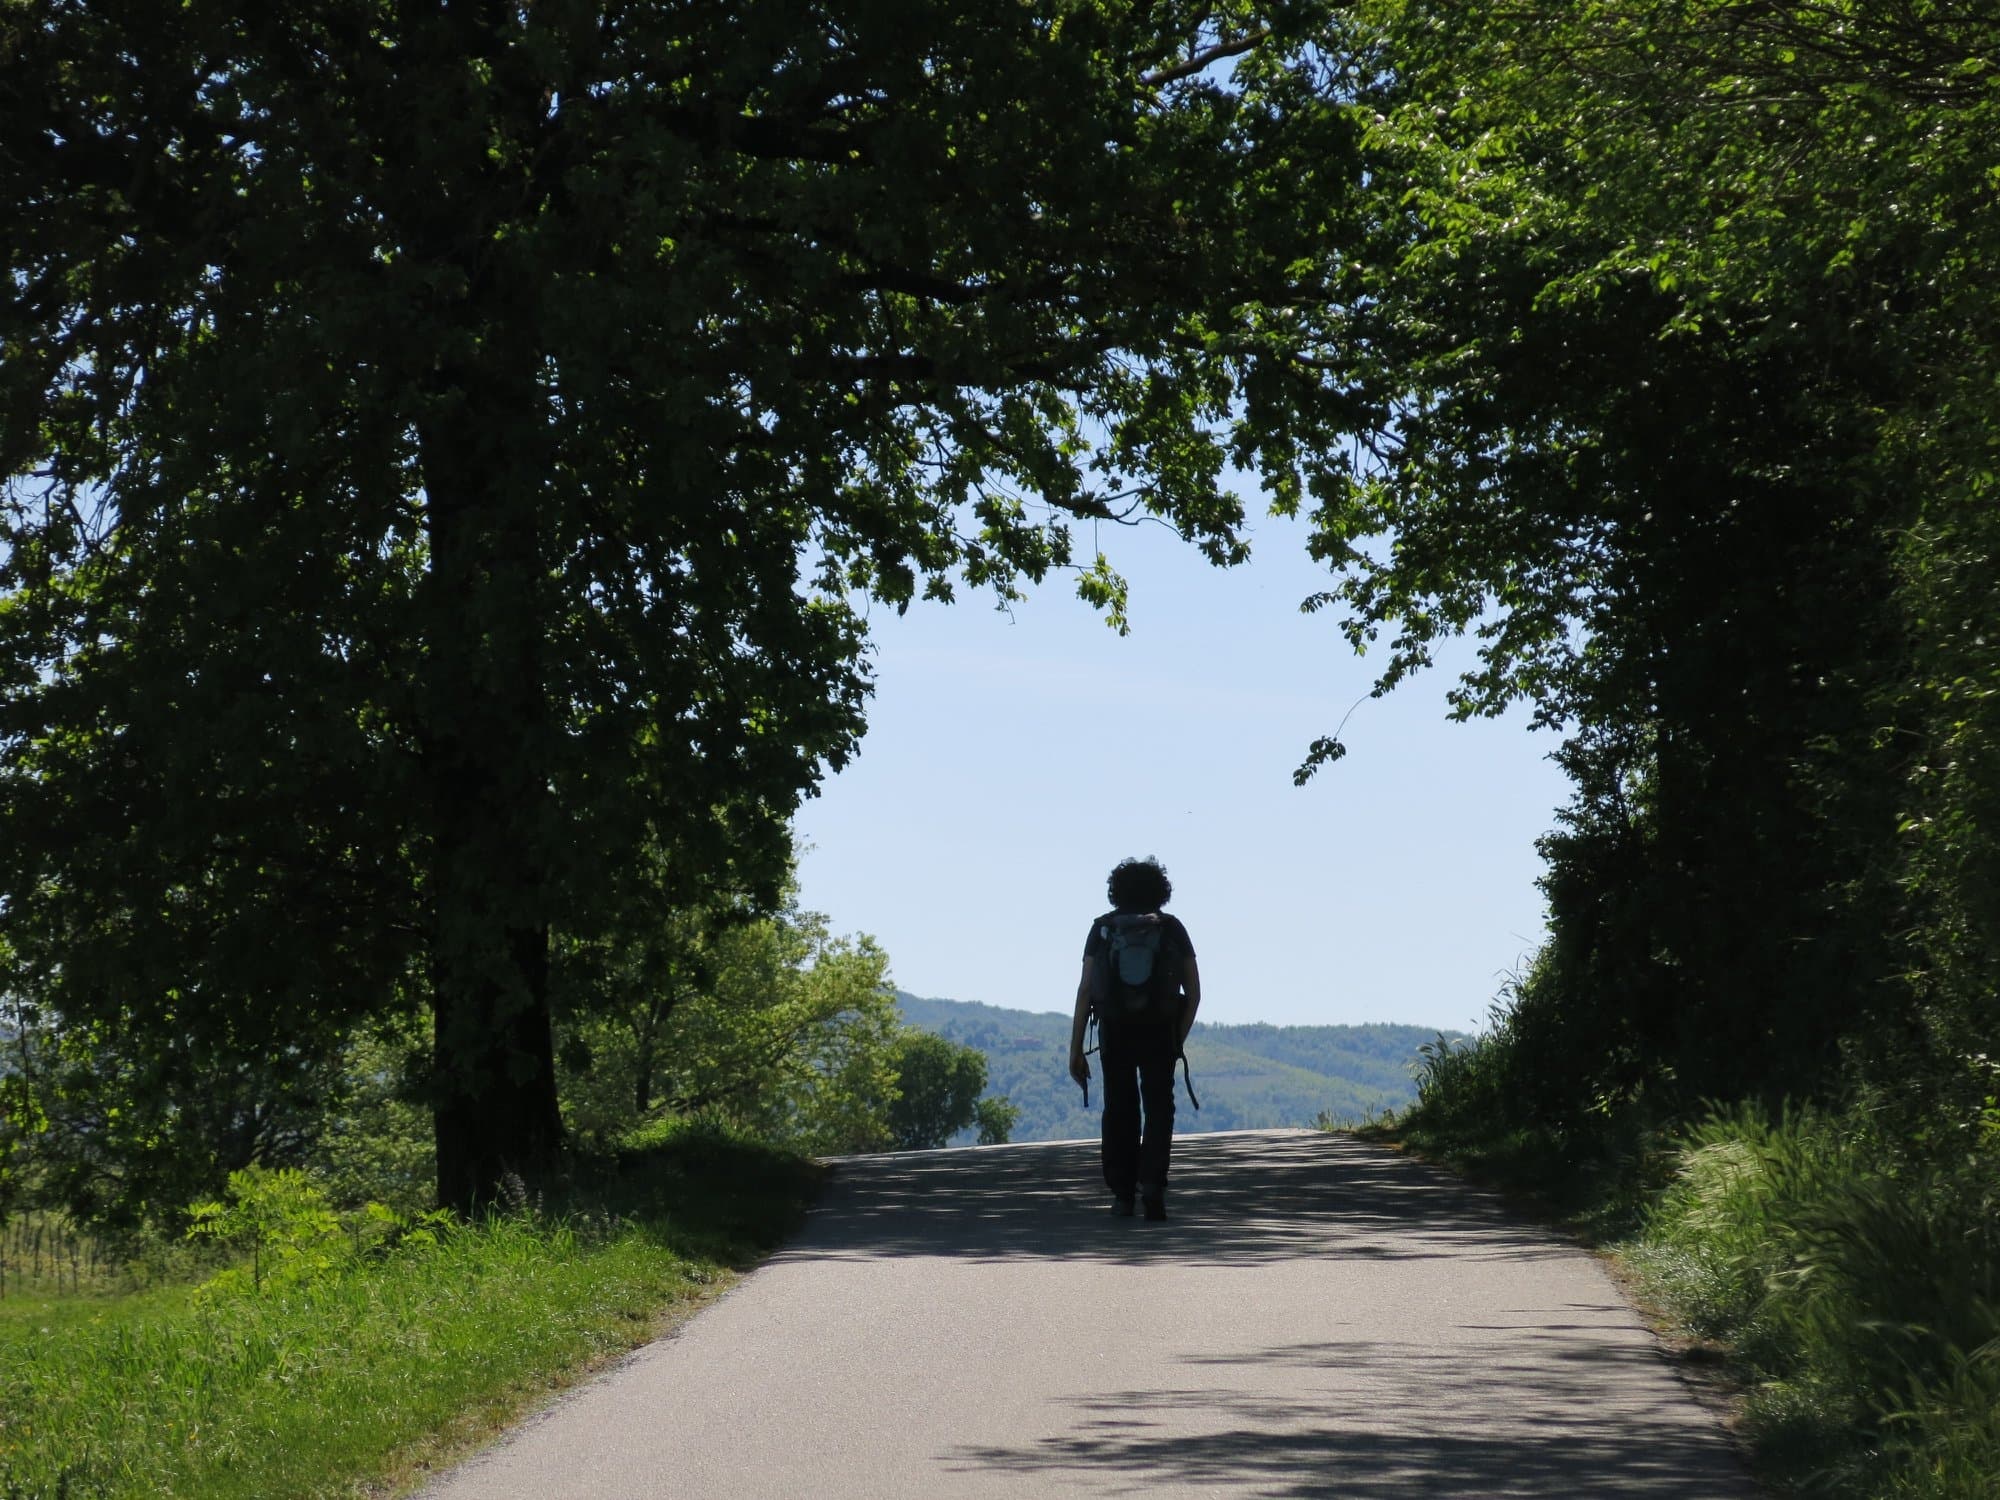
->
[893, 992, 1463, 1143]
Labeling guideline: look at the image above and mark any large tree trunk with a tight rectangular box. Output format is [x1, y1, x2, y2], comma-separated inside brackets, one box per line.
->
[417, 373, 565, 1216]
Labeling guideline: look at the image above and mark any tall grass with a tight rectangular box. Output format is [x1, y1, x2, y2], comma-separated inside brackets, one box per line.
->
[1629, 1105, 2000, 1496]
[0, 1126, 820, 1500]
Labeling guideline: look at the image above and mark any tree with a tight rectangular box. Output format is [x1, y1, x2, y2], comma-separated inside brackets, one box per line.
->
[972, 1095, 1020, 1147]
[1303, 0, 2000, 1122]
[557, 887, 905, 1155]
[8, 1006, 357, 1230]
[885, 1031, 987, 1151]
[2, 2, 1358, 1210]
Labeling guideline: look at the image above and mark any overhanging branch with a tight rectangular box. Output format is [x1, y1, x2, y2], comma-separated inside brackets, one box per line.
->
[1141, 30, 1271, 88]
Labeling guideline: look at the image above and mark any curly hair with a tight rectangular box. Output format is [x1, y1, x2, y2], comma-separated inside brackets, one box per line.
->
[1106, 856, 1173, 913]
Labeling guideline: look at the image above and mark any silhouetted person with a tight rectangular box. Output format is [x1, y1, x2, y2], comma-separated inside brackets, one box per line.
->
[1069, 856, 1200, 1220]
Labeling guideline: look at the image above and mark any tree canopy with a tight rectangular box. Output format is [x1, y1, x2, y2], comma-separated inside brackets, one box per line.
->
[13, 0, 1990, 1238]
[2, 0, 1358, 1211]
[883, 1029, 987, 1151]
[1326, 9, 2000, 1480]
[1309, 0, 2000, 1133]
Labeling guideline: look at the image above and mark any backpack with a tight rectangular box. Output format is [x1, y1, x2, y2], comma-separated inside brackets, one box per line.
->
[1079, 911, 1201, 1113]
[1093, 912, 1182, 1027]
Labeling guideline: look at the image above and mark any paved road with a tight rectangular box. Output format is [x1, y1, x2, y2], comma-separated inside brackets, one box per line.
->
[421, 1130, 1755, 1498]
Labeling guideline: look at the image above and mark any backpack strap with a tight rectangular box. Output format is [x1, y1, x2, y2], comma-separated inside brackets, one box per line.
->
[1080, 1008, 1100, 1109]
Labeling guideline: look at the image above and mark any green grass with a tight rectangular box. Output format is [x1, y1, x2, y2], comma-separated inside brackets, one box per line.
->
[1624, 1105, 2000, 1498]
[0, 1128, 822, 1500]
[0, 1282, 193, 1342]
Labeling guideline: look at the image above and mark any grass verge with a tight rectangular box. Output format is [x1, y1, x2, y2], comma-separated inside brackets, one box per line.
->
[1622, 1105, 1999, 1498]
[0, 1126, 822, 1500]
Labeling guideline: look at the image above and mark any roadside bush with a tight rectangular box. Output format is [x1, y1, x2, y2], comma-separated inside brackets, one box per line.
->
[1879, 1353, 2000, 1500]
[884, 1030, 987, 1150]
[1393, 977, 1667, 1235]
[973, 1096, 1020, 1146]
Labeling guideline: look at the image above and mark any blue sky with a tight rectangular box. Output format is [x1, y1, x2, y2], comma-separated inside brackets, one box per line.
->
[794, 508, 1569, 1034]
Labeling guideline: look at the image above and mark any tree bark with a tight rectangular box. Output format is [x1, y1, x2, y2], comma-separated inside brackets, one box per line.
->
[417, 371, 565, 1216]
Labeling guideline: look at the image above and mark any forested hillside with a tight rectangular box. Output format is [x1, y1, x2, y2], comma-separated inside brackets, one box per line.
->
[895, 994, 1447, 1142]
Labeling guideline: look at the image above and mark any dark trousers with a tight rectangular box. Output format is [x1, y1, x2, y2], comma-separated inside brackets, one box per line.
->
[1100, 1022, 1179, 1199]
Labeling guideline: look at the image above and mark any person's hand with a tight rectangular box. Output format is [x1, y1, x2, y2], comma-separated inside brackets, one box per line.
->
[1069, 1050, 1089, 1088]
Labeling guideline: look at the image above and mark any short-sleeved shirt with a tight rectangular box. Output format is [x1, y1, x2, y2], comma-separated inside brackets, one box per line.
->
[1083, 911, 1196, 968]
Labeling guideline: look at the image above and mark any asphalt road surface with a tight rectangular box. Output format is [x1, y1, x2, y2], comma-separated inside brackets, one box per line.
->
[420, 1129, 1756, 1499]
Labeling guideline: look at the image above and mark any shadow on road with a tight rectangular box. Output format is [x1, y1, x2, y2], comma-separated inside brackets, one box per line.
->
[946, 1357, 1735, 1497]
[787, 1133, 1752, 1494]
[790, 1131, 1566, 1268]
[986, 1334, 1743, 1498]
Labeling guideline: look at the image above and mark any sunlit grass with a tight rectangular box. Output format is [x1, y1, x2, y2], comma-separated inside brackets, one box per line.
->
[0, 1281, 192, 1341]
[0, 1128, 821, 1500]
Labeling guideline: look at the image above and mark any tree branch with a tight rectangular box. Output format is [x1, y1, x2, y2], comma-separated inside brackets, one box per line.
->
[1141, 30, 1270, 88]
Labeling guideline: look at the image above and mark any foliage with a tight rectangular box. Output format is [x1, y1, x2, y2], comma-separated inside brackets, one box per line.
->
[185, 1166, 347, 1297]
[1383, 984, 1665, 1236]
[1407, 1033, 1510, 1137]
[6, 853, 907, 1231]
[0, 1127, 819, 1500]
[1330, 13, 2000, 1484]
[6, 866, 896, 1225]
[3, 989, 362, 1233]
[972, 1096, 1021, 1147]
[2, 0, 1361, 1212]
[303, 1029, 437, 1218]
[644, 913, 899, 1156]
[0, 986, 36, 1227]
[557, 893, 904, 1156]
[7, 995, 442, 1233]
[1298, 0, 2000, 1141]
[884, 1031, 989, 1151]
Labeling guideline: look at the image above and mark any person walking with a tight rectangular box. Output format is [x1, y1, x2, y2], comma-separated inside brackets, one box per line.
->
[1068, 856, 1200, 1221]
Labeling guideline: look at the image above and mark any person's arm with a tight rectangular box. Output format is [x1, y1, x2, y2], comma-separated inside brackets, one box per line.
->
[1068, 961, 1094, 1086]
[1178, 954, 1201, 1046]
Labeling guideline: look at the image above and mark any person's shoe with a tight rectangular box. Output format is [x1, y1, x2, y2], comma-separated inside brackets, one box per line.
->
[1111, 1195, 1136, 1217]
[1141, 1192, 1167, 1222]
